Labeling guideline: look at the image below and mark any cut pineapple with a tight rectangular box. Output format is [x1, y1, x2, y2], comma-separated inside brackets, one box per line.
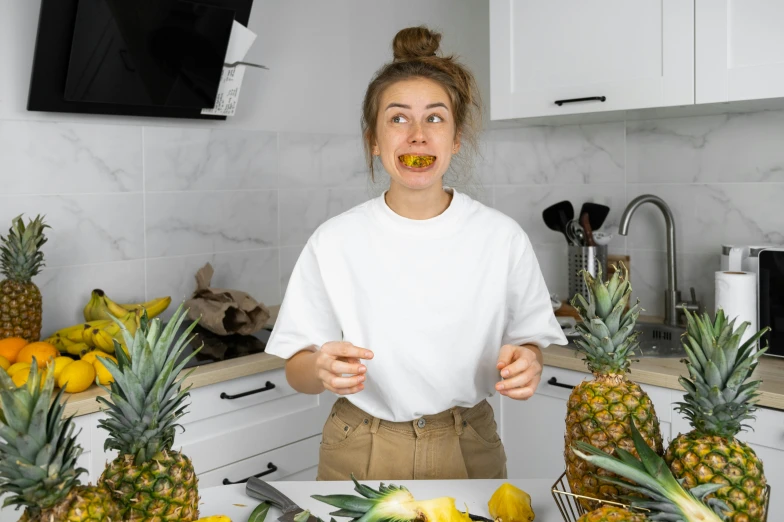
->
[399, 154, 436, 168]
[487, 483, 534, 522]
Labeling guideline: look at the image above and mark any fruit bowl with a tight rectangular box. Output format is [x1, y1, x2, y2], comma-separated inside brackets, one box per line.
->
[550, 471, 771, 522]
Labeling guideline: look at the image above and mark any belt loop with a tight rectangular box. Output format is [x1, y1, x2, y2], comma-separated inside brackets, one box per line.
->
[370, 416, 380, 434]
[452, 408, 464, 436]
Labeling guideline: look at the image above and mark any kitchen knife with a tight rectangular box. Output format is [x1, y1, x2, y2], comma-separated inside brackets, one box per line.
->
[246, 477, 320, 522]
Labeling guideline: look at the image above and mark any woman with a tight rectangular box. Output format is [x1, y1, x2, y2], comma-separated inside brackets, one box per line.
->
[265, 26, 567, 481]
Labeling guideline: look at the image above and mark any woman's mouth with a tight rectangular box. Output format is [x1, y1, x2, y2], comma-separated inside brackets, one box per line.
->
[399, 154, 437, 169]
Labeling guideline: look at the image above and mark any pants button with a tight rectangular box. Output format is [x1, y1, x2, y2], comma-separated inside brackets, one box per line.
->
[417, 418, 426, 428]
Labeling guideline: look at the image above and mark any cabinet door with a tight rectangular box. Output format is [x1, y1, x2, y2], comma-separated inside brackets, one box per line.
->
[696, 0, 784, 103]
[489, 0, 694, 120]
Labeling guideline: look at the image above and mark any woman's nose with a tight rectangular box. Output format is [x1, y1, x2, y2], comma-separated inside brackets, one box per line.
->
[408, 122, 427, 143]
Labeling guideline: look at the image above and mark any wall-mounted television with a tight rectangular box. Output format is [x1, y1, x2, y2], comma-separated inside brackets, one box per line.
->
[27, 0, 255, 120]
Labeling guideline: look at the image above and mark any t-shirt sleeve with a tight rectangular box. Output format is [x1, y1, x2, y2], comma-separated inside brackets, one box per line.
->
[264, 238, 342, 359]
[503, 231, 568, 349]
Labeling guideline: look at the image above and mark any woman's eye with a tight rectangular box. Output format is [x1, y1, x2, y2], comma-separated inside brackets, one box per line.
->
[392, 115, 408, 123]
[428, 114, 444, 123]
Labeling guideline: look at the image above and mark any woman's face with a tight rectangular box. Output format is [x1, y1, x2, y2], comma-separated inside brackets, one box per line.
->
[372, 77, 460, 191]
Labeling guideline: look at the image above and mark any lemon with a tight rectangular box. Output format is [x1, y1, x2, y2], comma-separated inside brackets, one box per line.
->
[11, 370, 29, 387]
[57, 360, 96, 393]
[93, 354, 117, 386]
[52, 356, 75, 382]
[0, 355, 10, 371]
[7, 362, 31, 377]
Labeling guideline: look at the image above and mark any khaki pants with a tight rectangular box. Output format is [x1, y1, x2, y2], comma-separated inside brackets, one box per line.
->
[316, 397, 507, 481]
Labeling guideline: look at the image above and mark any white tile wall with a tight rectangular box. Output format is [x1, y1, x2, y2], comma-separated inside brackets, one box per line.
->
[5, 106, 783, 335]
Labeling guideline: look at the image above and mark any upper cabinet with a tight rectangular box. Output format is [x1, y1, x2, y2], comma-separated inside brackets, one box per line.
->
[696, 0, 784, 104]
[489, 0, 695, 120]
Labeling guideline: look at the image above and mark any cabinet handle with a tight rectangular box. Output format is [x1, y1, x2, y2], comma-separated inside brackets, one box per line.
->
[547, 377, 576, 390]
[554, 96, 606, 106]
[222, 462, 278, 485]
[220, 381, 275, 400]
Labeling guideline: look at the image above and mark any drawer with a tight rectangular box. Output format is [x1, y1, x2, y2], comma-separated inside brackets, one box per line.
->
[540, 365, 673, 423]
[197, 435, 320, 489]
[183, 369, 295, 425]
[177, 392, 329, 474]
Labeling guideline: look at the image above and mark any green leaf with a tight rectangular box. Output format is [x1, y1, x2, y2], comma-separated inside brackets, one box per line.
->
[248, 501, 271, 522]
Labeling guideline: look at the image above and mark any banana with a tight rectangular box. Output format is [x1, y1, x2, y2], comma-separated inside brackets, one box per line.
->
[119, 296, 172, 319]
[66, 342, 90, 356]
[92, 329, 116, 353]
[83, 289, 127, 321]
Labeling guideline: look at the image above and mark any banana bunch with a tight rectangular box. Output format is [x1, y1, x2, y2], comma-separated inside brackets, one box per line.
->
[45, 309, 141, 356]
[83, 289, 171, 322]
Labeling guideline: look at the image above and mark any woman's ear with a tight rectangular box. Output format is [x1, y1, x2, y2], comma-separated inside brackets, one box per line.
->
[453, 130, 462, 154]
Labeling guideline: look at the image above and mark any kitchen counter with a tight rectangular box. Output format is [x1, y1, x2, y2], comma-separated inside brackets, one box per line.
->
[197, 478, 565, 522]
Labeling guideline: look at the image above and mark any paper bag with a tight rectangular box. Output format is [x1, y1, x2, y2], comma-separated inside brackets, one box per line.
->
[184, 263, 271, 336]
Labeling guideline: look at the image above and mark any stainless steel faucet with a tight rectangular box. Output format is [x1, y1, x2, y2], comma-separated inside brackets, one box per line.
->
[618, 194, 699, 326]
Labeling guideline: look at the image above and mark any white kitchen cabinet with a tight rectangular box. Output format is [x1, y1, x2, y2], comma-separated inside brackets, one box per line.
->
[502, 366, 673, 480]
[696, 0, 784, 104]
[489, 0, 694, 120]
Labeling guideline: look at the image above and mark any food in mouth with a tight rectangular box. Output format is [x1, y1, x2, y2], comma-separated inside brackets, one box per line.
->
[399, 154, 436, 168]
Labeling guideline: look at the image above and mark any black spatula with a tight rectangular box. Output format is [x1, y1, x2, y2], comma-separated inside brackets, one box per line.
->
[579, 202, 610, 231]
[542, 200, 574, 244]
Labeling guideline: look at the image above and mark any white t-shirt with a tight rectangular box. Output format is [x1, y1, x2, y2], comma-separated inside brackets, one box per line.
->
[265, 187, 567, 422]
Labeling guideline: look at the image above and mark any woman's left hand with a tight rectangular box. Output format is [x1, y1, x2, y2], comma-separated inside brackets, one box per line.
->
[495, 344, 544, 400]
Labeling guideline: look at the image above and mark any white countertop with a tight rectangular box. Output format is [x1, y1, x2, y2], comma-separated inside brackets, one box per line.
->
[198, 478, 566, 522]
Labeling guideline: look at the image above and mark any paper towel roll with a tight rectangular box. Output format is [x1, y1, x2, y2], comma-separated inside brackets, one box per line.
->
[715, 271, 757, 347]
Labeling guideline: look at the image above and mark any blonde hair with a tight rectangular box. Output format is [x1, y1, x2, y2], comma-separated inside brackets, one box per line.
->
[361, 26, 483, 190]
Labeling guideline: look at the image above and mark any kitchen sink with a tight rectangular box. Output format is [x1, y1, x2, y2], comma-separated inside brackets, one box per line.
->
[565, 322, 688, 358]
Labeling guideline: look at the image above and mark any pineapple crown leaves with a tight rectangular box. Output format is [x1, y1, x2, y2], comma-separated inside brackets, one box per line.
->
[0, 214, 49, 281]
[312, 474, 421, 522]
[0, 360, 87, 514]
[572, 420, 730, 522]
[95, 303, 203, 464]
[569, 262, 642, 376]
[675, 307, 770, 438]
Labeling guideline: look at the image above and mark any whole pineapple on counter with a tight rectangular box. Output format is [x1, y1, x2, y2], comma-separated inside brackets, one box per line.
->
[0, 214, 48, 342]
[96, 304, 201, 521]
[665, 309, 769, 522]
[566, 263, 663, 509]
[0, 361, 119, 521]
[572, 420, 730, 522]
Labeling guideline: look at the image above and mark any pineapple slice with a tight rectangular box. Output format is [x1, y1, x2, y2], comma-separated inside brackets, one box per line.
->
[487, 483, 534, 522]
[399, 154, 436, 168]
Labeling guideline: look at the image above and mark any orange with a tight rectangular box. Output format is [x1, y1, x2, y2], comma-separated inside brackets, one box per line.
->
[16, 342, 58, 368]
[0, 337, 28, 364]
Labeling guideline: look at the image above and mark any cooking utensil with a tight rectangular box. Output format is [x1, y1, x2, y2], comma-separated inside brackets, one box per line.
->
[246, 477, 320, 522]
[542, 201, 574, 244]
[593, 230, 613, 245]
[579, 202, 610, 231]
[565, 219, 585, 246]
[580, 212, 596, 247]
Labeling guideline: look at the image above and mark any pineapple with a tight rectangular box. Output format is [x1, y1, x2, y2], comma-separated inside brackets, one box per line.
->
[312, 475, 473, 522]
[664, 309, 769, 522]
[577, 505, 646, 522]
[96, 304, 202, 521]
[566, 263, 663, 509]
[572, 420, 730, 521]
[0, 360, 119, 522]
[0, 214, 48, 342]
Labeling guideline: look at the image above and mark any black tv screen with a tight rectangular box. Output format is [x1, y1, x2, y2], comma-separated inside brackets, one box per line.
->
[28, 0, 255, 120]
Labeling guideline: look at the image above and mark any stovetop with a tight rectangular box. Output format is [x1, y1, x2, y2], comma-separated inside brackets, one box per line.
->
[168, 320, 271, 369]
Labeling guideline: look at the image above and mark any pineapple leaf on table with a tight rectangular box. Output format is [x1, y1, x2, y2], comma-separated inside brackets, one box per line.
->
[565, 263, 664, 511]
[573, 419, 730, 522]
[0, 358, 118, 522]
[96, 303, 203, 521]
[0, 214, 48, 343]
[665, 308, 770, 522]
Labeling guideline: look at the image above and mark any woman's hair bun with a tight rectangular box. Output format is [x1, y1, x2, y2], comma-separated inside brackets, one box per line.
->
[392, 26, 442, 61]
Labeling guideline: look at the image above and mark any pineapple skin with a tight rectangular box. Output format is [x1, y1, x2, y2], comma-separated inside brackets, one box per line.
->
[0, 279, 42, 342]
[576, 505, 647, 522]
[19, 485, 119, 522]
[665, 431, 767, 522]
[100, 450, 199, 521]
[565, 377, 663, 510]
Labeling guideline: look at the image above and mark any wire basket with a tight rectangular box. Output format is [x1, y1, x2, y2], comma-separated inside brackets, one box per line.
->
[550, 470, 771, 522]
[568, 245, 608, 302]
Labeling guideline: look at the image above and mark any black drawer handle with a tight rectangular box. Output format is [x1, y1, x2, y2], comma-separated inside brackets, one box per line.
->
[547, 376, 576, 390]
[222, 462, 277, 485]
[555, 96, 606, 106]
[220, 381, 275, 400]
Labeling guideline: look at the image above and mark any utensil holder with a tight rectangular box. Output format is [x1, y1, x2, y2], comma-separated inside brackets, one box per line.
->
[568, 245, 608, 301]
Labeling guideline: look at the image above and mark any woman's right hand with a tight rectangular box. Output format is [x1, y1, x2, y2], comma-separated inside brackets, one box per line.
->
[315, 341, 373, 395]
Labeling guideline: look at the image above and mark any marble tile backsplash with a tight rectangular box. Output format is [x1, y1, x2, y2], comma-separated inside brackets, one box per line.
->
[4, 106, 782, 334]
